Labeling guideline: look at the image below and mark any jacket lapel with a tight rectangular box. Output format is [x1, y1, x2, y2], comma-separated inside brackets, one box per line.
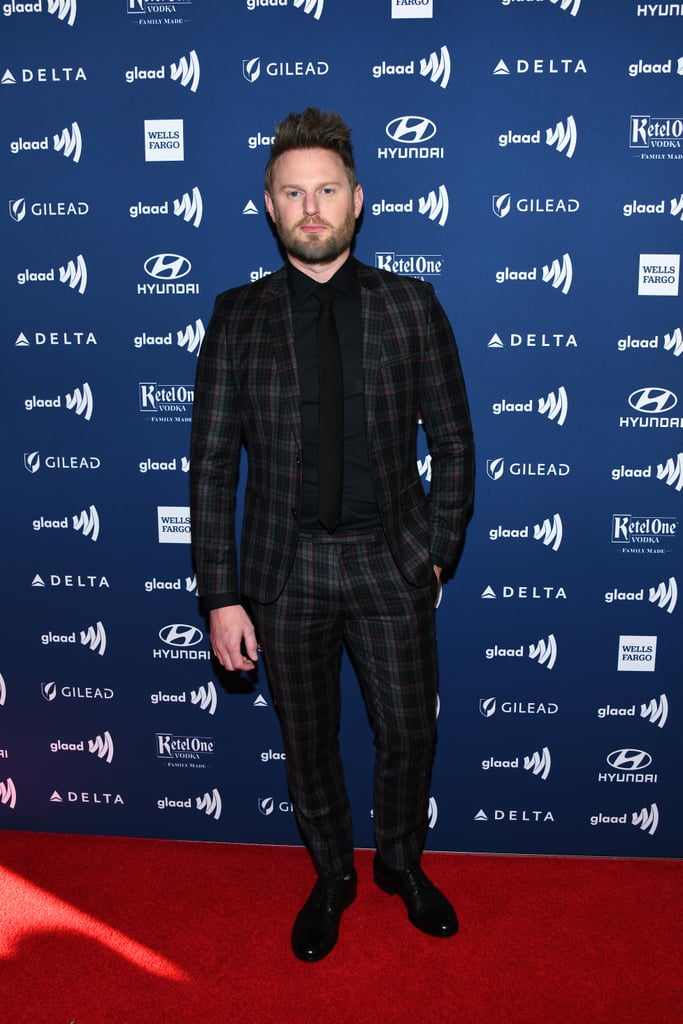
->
[263, 271, 302, 449]
[358, 264, 384, 442]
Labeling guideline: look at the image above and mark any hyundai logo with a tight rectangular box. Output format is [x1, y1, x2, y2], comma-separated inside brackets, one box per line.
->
[144, 253, 192, 281]
[159, 624, 203, 647]
[606, 748, 653, 771]
[385, 115, 437, 144]
[628, 387, 677, 415]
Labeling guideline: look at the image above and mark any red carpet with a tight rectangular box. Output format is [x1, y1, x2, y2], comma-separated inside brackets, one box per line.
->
[0, 831, 680, 1024]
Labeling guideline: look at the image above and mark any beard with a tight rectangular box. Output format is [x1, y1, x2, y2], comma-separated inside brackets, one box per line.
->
[272, 206, 357, 265]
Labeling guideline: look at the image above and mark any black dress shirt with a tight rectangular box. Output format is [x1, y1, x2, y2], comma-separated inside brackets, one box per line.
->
[287, 257, 380, 532]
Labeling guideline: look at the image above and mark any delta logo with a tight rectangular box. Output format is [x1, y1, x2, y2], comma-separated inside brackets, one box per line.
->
[493, 57, 587, 76]
[488, 330, 578, 350]
[1, 64, 86, 86]
[125, 50, 200, 92]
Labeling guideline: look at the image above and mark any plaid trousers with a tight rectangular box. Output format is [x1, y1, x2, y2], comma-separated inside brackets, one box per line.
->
[250, 528, 439, 879]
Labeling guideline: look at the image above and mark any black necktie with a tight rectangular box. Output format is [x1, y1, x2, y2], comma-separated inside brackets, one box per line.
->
[315, 283, 343, 532]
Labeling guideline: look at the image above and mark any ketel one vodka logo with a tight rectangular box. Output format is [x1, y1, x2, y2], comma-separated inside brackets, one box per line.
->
[50, 730, 114, 763]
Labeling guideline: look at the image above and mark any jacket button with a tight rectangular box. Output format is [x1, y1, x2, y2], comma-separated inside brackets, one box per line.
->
[291, 509, 298, 518]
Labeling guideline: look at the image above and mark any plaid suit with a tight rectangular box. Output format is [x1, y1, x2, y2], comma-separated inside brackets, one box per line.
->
[190, 260, 473, 875]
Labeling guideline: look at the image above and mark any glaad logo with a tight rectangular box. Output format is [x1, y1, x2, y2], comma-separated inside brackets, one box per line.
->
[604, 577, 678, 613]
[50, 731, 114, 763]
[590, 803, 659, 835]
[133, 319, 204, 356]
[628, 57, 683, 77]
[495, 254, 573, 295]
[492, 387, 568, 425]
[32, 504, 100, 541]
[481, 747, 552, 780]
[372, 46, 451, 89]
[0, 672, 6, 705]
[371, 186, 449, 226]
[2, 0, 77, 25]
[548, 0, 581, 15]
[623, 194, 683, 220]
[641, 694, 669, 728]
[39, 622, 106, 653]
[658, 452, 683, 490]
[9, 121, 82, 161]
[17, 255, 87, 293]
[0, 778, 17, 810]
[150, 681, 217, 715]
[484, 634, 558, 670]
[196, 789, 222, 819]
[489, 514, 563, 552]
[242, 56, 329, 83]
[129, 187, 203, 228]
[617, 326, 683, 357]
[125, 50, 200, 92]
[292, 0, 324, 18]
[498, 116, 577, 158]
[24, 382, 93, 420]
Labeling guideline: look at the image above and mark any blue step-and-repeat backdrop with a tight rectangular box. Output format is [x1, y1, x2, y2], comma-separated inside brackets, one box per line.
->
[1, 0, 681, 858]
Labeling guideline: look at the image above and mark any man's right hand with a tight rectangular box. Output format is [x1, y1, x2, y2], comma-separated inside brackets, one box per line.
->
[209, 605, 259, 673]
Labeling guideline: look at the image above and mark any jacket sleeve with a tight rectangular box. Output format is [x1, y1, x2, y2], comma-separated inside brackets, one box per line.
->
[419, 285, 474, 574]
[189, 293, 242, 609]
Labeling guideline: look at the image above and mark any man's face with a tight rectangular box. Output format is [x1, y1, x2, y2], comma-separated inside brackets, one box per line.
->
[264, 147, 363, 269]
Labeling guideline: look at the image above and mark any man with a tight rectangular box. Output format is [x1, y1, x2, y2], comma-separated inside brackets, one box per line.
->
[190, 108, 474, 961]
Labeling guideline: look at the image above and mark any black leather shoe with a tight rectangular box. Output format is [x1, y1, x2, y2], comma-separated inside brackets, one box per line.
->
[291, 869, 357, 962]
[373, 854, 458, 937]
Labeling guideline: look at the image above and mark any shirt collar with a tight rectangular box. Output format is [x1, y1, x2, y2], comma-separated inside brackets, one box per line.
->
[286, 255, 357, 304]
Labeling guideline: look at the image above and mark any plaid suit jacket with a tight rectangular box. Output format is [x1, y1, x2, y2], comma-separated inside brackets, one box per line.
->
[190, 260, 473, 606]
